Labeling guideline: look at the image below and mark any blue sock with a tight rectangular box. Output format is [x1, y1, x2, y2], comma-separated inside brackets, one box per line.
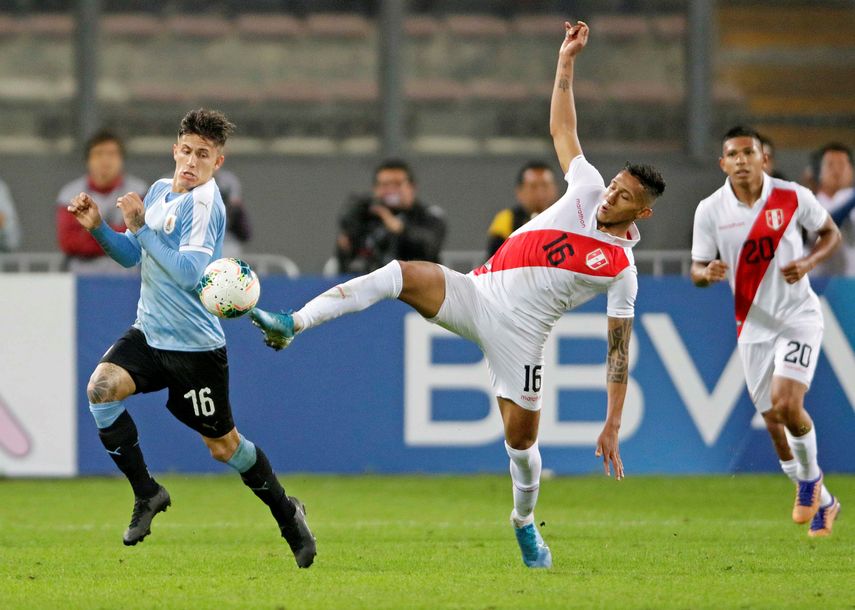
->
[89, 401, 126, 429]
[226, 434, 258, 473]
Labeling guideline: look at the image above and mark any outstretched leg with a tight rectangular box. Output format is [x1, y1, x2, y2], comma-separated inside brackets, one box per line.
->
[204, 428, 316, 568]
[499, 397, 551, 569]
[250, 260, 446, 349]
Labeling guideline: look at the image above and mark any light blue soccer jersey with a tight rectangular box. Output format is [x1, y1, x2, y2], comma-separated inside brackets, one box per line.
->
[133, 178, 226, 351]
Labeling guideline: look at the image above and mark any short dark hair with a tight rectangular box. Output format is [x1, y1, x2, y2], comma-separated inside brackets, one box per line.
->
[516, 160, 554, 186]
[85, 129, 124, 159]
[178, 108, 235, 148]
[625, 163, 665, 200]
[758, 133, 774, 149]
[374, 158, 415, 185]
[819, 142, 854, 166]
[722, 125, 763, 146]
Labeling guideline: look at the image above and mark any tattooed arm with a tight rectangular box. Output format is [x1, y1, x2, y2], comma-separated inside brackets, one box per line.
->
[595, 315, 632, 480]
[550, 20, 589, 173]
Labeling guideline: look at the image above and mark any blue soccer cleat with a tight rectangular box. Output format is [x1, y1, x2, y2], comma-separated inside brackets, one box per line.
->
[793, 472, 823, 524]
[249, 308, 295, 351]
[513, 520, 553, 569]
[808, 496, 841, 538]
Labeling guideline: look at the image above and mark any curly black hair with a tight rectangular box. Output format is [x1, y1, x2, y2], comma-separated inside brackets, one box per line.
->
[178, 108, 235, 148]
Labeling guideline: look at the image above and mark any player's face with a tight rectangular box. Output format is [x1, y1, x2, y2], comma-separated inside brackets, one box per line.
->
[172, 134, 224, 192]
[516, 168, 557, 215]
[819, 150, 854, 194]
[87, 140, 123, 188]
[720, 137, 765, 186]
[597, 170, 652, 227]
[373, 169, 415, 209]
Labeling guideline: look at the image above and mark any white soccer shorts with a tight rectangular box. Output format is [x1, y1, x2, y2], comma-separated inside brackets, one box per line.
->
[738, 323, 823, 413]
[427, 265, 545, 411]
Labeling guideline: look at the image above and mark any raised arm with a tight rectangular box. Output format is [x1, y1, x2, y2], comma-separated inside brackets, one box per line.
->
[117, 192, 210, 290]
[550, 20, 589, 174]
[596, 315, 631, 480]
[68, 192, 141, 267]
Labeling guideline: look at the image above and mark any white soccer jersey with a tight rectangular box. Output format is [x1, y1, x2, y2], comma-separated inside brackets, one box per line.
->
[470, 155, 638, 346]
[692, 174, 830, 343]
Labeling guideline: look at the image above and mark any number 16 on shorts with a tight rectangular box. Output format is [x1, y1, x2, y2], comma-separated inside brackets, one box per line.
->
[523, 365, 542, 393]
[184, 387, 216, 417]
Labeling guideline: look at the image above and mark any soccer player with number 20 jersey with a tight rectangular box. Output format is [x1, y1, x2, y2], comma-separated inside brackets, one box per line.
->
[250, 21, 666, 568]
[691, 126, 843, 537]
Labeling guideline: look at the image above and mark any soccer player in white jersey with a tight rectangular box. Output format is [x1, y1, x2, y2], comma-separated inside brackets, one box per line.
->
[691, 126, 843, 537]
[66, 109, 316, 567]
[250, 22, 665, 568]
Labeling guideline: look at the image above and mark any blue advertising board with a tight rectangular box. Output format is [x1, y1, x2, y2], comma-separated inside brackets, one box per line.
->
[76, 276, 855, 475]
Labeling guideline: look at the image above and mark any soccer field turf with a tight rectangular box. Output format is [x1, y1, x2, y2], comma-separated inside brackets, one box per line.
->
[1, 474, 852, 609]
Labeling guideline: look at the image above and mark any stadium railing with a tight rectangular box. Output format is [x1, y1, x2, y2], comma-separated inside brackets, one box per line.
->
[0, 251, 691, 277]
[0, 252, 301, 277]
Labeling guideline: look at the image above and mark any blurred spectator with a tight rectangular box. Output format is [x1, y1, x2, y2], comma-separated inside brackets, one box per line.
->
[800, 148, 823, 194]
[486, 160, 558, 258]
[0, 176, 21, 252]
[812, 143, 855, 276]
[215, 168, 252, 258]
[56, 130, 147, 273]
[335, 159, 446, 274]
[758, 133, 786, 180]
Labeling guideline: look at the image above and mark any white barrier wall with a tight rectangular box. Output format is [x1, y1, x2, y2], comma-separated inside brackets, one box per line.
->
[0, 275, 76, 476]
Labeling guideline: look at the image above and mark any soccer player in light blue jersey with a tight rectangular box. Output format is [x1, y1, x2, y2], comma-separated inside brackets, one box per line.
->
[67, 109, 316, 568]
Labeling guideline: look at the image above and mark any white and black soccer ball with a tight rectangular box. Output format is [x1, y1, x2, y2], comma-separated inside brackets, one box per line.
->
[197, 257, 260, 319]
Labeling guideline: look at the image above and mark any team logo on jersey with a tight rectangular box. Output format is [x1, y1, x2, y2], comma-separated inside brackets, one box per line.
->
[765, 208, 784, 231]
[586, 248, 608, 270]
[163, 214, 177, 234]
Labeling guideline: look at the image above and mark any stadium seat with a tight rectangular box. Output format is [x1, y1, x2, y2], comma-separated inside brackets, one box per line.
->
[165, 15, 231, 39]
[235, 14, 304, 39]
[102, 14, 161, 38]
[305, 13, 372, 38]
[22, 13, 72, 37]
[445, 14, 509, 38]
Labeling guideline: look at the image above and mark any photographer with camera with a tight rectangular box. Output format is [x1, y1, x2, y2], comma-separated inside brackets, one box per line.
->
[335, 159, 446, 275]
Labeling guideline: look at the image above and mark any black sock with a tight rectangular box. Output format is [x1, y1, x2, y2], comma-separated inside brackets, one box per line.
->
[240, 446, 296, 527]
[97, 411, 159, 499]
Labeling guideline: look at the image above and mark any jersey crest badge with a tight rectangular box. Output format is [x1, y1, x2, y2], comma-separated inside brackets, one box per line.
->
[163, 214, 177, 234]
[765, 208, 784, 231]
[586, 248, 607, 270]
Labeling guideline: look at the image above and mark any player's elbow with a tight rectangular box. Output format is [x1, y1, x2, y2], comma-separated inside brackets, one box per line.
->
[178, 274, 201, 292]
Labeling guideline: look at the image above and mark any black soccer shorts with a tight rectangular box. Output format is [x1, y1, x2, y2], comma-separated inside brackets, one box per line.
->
[100, 327, 235, 438]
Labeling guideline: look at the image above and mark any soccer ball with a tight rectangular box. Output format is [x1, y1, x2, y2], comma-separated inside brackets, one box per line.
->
[197, 258, 260, 319]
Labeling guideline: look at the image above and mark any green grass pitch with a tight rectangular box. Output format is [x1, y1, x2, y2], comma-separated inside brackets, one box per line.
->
[1, 474, 852, 609]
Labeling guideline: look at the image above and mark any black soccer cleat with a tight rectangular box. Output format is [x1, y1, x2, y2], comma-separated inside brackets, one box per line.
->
[123, 485, 171, 546]
[280, 496, 317, 568]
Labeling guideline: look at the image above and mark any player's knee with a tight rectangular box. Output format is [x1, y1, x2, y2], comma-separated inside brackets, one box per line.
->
[87, 370, 119, 404]
[770, 394, 801, 423]
[506, 433, 537, 451]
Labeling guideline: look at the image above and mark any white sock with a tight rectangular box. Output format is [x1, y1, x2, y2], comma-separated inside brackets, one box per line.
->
[505, 441, 542, 526]
[779, 459, 799, 485]
[785, 427, 821, 481]
[295, 261, 403, 332]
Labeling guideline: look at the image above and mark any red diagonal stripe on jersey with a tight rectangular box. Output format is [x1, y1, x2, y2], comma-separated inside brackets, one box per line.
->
[733, 188, 799, 337]
[473, 229, 630, 277]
